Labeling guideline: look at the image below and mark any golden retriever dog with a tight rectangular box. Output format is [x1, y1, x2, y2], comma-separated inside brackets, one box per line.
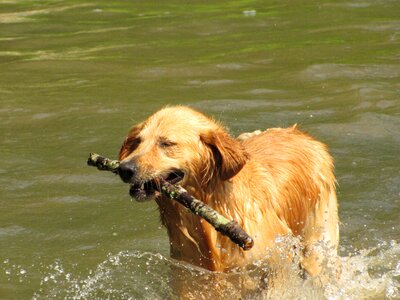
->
[118, 105, 339, 281]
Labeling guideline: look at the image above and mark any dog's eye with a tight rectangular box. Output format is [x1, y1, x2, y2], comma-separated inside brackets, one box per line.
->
[158, 138, 176, 148]
[126, 137, 141, 151]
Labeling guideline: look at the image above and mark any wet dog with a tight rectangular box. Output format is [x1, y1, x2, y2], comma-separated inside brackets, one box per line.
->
[118, 106, 339, 278]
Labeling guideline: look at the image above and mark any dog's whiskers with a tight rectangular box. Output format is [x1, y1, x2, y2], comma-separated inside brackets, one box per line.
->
[153, 177, 162, 192]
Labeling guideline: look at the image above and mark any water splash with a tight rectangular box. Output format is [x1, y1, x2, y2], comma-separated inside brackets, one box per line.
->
[325, 240, 400, 300]
[28, 239, 399, 299]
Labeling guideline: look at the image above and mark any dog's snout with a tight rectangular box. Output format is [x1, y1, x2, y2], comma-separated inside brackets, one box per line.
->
[118, 161, 138, 183]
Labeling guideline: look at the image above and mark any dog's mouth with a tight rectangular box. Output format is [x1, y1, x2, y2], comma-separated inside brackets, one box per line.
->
[129, 169, 185, 202]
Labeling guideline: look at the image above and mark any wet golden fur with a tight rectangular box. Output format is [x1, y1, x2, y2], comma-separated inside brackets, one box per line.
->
[119, 106, 339, 277]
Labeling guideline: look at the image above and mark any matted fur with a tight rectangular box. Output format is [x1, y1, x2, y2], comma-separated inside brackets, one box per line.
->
[119, 106, 339, 276]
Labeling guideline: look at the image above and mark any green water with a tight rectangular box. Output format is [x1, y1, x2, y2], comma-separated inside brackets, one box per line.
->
[1, 0, 399, 298]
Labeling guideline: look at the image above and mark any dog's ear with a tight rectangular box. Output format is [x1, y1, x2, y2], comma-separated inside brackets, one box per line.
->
[119, 122, 145, 160]
[200, 129, 249, 181]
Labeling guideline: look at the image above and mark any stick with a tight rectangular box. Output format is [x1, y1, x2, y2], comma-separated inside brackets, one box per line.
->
[87, 153, 254, 250]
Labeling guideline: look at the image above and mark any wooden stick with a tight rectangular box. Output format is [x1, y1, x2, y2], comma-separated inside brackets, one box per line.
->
[87, 152, 254, 250]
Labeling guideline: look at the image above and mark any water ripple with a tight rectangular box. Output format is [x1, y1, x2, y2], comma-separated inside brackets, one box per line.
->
[301, 64, 400, 81]
[0, 4, 92, 24]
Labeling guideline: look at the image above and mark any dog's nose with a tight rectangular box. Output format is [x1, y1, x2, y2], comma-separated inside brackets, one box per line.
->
[118, 161, 138, 183]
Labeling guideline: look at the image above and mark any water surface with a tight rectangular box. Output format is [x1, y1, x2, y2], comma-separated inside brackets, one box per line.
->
[1, 0, 399, 299]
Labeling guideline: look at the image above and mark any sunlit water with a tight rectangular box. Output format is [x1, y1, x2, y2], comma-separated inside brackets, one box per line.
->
[1, 0, 399, 299]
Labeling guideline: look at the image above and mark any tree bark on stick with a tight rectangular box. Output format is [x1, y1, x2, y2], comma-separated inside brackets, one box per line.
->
[87, 152, 254, 250]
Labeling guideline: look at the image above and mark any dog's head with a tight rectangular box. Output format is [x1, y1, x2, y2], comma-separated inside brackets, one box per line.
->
[118, 106, 248, 201]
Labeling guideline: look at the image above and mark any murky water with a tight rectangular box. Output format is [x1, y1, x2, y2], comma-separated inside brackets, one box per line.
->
[1, 0, 399, 299]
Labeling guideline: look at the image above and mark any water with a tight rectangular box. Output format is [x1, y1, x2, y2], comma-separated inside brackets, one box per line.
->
[0, 0, 399, 298]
